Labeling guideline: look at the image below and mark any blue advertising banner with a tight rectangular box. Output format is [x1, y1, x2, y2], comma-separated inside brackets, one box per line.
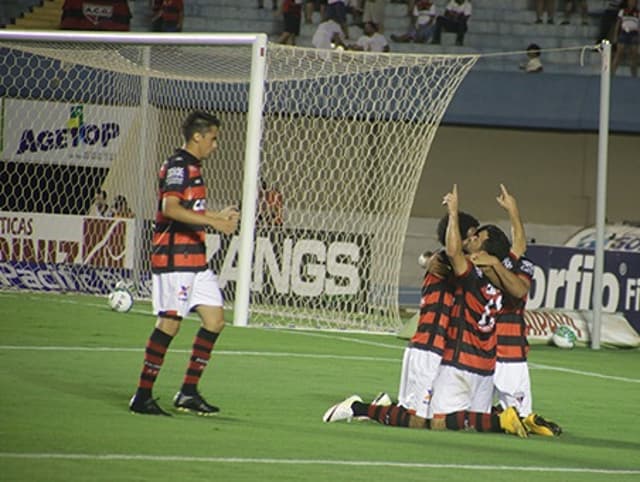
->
[526, 245, 640, 334]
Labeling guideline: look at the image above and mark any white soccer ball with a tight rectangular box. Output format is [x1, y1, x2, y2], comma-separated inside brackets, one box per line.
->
[551, 325, 577, 349]
[108, 288, 134, 313]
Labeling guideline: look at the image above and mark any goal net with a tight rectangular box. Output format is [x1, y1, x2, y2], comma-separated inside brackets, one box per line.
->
[0, 33, 477, 332]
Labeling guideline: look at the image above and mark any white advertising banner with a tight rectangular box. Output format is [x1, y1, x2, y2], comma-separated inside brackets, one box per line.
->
[525, 309, 640, 348]
[2, 99, 138, 167]
[0, 211, 135, 269]
[564, 224, 640, 253]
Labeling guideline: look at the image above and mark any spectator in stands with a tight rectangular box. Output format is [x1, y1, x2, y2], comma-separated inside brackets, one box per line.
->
[278, 0, 303, 44]
[390, 0, 436, 44]
[351, 21, 390, 51]
[327, 0, 350, 36]
[258, 0, 279, 10]
[598, 1, 626, 42]
[312, 15, 347, 48]
[611, 0, 639, 77]
[113, 195, 135, 218]
[304, 0, 327, 23]
[362, 0, 387, 32]
[346, 0, 364, 27]
[535, 0, 556, 24]
[561, 0, 588, 25]
[519, 43, 544, 73]
[89, 189, 114, 217]
[151, 0, 184, 32]
[60, 0, 131, 30]
[257, 180, 284, 227]
[431, 0, 471, 46]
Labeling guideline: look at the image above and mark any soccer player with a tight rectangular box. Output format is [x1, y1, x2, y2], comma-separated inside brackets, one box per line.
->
[324, 185, 528, 437]
[129, 111, 240, 416]
[395, 211, 479, 425]
[471, 184, 561, 436]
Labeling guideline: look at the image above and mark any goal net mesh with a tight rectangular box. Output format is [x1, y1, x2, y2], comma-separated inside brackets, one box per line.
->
[0, 38, 476, 332]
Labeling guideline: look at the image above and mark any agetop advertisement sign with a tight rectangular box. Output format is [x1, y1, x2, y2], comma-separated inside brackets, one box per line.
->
[2, 100, 137, 167]
[0, 212, 135, 292]
[526, 244, 640, 333]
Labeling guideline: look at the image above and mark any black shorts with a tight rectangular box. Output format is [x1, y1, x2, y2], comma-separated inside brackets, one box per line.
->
[283, 13, 301, 35]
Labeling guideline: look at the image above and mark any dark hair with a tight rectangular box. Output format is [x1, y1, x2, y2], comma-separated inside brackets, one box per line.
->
[527, 43, 541, 57]
[182, 111, 221, 142]
[436, 212, 480, 246]
[476, 224, 511, 261]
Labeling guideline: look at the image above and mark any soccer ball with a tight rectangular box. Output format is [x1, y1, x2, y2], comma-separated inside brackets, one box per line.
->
[551, 325, 577, 349]
[108, 288, 134, 313]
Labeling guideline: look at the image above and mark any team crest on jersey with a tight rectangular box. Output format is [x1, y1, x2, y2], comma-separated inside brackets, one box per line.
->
[177, 284, 190, 301]
[520, 258, 535, 276]
[502, 257, 514, 270]
[166, 166, 185, 186]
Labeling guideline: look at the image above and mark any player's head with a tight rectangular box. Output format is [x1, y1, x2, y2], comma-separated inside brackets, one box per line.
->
[182, 111, 221, 160]
[467, 224, 511, 260]
[526, 43, 541, 58]
[436, 212, 479, 246]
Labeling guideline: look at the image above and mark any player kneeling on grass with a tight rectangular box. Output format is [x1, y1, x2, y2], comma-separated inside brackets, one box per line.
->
[129, 111, 239, 416]
[323, 393, 528, 437]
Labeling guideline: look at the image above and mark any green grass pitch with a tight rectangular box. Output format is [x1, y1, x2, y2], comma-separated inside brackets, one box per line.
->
[1, 291, 639, 482]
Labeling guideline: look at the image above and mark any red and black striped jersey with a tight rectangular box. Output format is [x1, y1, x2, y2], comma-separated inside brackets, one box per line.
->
[496, 253, 535, 362]
[410, 252, 456, 355]
[442, 259, 502, 376]
[151, 149, 208, 273]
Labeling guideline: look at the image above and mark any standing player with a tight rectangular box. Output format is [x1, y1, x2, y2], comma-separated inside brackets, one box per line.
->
[129, 111, 239, 416]
[471, 185, 561, 436]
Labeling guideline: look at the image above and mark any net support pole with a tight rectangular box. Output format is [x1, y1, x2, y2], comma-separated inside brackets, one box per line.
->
[132, 46, 151, 294]
[592, 40, 611, 350]
[233, 34, 268, 327]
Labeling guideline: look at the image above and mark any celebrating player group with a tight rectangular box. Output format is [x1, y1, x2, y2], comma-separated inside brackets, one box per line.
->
[323, 184, 561, 438]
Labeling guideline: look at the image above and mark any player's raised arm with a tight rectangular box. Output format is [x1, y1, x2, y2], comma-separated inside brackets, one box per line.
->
[443, 184, 467, 276]
[497, 183, 526, 258]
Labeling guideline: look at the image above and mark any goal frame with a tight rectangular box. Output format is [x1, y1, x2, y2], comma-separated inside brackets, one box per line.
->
[0, 30, 267, 327]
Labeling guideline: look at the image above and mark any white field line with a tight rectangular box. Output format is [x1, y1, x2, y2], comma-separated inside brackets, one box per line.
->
[0, 452, 638, 475]
[0, 344, 638, 384]
[0, 345, 398, 363]
[2, 291, 639, 384]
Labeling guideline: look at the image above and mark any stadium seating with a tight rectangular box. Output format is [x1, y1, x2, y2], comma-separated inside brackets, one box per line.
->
[1, 0, 62, 30]
[0, 0, 624, 75]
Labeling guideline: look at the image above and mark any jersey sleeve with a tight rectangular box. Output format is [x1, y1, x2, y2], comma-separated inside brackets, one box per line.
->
[161, 164, 189, 199]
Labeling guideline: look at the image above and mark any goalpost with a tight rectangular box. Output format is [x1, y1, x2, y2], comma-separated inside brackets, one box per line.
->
[0, 31, 478, 332]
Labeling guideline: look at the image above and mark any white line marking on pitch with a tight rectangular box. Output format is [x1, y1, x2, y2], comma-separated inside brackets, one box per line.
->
[0, 345, 399, 363]
[0, 345, 638, 384]
[0, 453, 638, 475]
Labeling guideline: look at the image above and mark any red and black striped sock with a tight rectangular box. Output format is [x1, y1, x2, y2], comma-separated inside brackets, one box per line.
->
[180, 327, 219, 395]
[365, 403, 411, 427]
[135, 328, 173, 399]
[444, 411, 502, 432]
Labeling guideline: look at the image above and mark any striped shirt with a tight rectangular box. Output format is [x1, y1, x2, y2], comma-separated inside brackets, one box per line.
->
[410, 252, 456, 355]
[495, 253, 535, 362]
[442, 260, 501, 376]
[151, 149, 208, 273]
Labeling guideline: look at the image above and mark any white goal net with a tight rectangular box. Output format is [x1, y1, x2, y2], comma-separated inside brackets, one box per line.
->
[0, 32, 477, 332]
